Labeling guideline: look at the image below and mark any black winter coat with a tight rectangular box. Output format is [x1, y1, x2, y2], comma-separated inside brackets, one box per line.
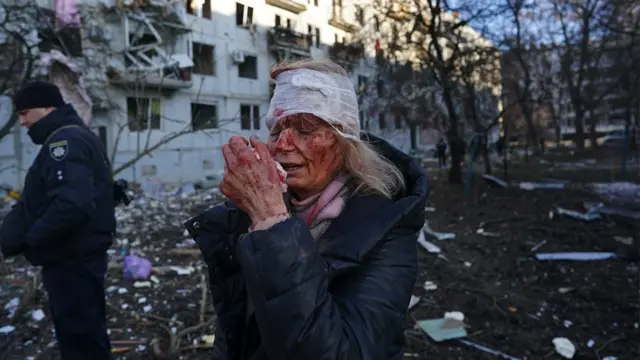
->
[184, 135, 428, 360]
[0, 105, 115, 265]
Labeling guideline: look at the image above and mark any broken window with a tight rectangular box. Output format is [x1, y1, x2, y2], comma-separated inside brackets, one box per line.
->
[191, 103, 218, 130]
[186, 0, 211, 19]
[240, 104, 261, 130]
[286, 18, 292, 29]
[125, 33, 158, 68]
[127, 97, 162, 132]
[192, 42, 215, 75]
[236, 3, 254, 27]
[394, 113, 403, 129]
[315, 28, 321, 47]
[38, 27, 83, 58]
[238, 55, 258, 79]
[314, 0, 319, 6]
[276, 15, 281, 27]
[379, 113, 386, 130]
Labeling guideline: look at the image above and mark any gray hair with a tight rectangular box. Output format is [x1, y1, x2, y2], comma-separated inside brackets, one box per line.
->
[270, 59, 406, 199]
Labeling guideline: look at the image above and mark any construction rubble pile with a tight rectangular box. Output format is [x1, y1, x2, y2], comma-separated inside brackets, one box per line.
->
[0, 183, 224, 359]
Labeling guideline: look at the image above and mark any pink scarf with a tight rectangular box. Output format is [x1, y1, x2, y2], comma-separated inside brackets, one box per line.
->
[290, 175, 350, 238]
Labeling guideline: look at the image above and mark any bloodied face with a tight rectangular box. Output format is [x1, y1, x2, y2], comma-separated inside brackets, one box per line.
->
[267, 114, 345, 199]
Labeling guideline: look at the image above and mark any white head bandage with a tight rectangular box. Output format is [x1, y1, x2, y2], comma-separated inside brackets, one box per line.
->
[266, 68, 360, 140]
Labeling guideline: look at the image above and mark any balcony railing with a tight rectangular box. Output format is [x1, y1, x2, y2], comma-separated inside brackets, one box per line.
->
[328, 8, 358, 33]
[267, 27, 312, 55]
[329, 42, 365, 63]
[265, 0, 307, 14]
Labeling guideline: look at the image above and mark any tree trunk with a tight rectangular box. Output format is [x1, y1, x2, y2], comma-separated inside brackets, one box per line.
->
[448, 138, 463, 184]
[574, 110, 585, 149]
[481, 134, 491, 174]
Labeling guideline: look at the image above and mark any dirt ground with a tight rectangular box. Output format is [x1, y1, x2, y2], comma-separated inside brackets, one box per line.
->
[405, 170, 638, 360]
[1, 152, 639, 360]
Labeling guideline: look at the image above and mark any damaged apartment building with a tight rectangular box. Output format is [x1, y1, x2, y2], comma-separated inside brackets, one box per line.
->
[0, 0, 452, 187]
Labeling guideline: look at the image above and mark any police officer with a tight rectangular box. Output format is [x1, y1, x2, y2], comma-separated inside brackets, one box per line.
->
[0, 81, 114, 360]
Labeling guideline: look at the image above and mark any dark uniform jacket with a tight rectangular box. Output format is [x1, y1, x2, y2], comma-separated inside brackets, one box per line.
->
[184, 135, 428, 360]
[0, 105, 115, 265]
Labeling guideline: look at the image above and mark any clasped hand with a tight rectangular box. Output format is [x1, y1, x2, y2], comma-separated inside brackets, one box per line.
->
[220, 136, 287, 224]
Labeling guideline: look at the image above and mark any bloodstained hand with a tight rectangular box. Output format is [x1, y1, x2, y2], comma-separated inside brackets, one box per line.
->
[220, 136, 288, 224]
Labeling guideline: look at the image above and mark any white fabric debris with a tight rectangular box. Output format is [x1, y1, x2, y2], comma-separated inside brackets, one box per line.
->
[552, 337, 576, 359]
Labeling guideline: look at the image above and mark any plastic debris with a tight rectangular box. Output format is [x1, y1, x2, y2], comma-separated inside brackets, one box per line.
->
[408, 295, 421, 310]
[482, 174, 507, 188]
[123, 255, 153, 280]
[458, 339, 521, 360]
[31, 309, 45, 321]
[552, 337, 576, 359]
[535, 252, 616, 261]
[520, 182, 566, 191]
[555, 206, 601, 221]
[418, 229, 441, 253]
[0, 325, 15, 334]
[423, 222, 456, 240]
[476, 228, 501, 237]
[423, 281, 437, 291]
[417, 311, 467, 342]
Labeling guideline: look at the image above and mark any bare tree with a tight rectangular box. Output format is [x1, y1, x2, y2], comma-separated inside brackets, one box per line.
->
[500, 0, 542, 155]
[548, 0, 620, 149]
[0, 2, 43, 141]
[351, 0, 505, 183]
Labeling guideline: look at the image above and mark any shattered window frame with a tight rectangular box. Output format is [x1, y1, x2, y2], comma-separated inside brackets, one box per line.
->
[192, 42, 216, 76]
[240, 104, 261, 130]
[191, 102, 219, 130]
[238, 55, 258, 79]
[379, 113, 387, 130]
[127, 97, 162, 132]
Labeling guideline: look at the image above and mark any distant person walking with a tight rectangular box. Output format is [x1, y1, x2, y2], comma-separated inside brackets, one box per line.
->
[436, 137, 447, 168]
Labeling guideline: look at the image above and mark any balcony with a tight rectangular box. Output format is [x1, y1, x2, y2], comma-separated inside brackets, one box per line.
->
[267, 27, 312, 58]
[265, 0, 307, 14]
[328, 9, 358, 33]
[106, 54, 194, 91]
[329, 42, 365, 65]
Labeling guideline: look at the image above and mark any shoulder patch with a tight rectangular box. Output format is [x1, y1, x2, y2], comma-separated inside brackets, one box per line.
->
[49, 140, 68, 161]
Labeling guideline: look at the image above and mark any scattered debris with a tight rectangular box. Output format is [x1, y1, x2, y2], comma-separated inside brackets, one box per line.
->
[423, 222, 456, 240]
[408, 295, 421, 310]
[535, 252, 617, 261]
[458, 339, 521, 360]
[482, 174, 507, 188]
[417, 311, 468, 342]
[519, 182, 567, 191]
[552, 337, 576, 359]
[555, 206, 601, 221]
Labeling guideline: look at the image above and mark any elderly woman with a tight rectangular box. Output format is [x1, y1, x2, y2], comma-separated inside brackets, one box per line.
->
[184, 59, 427, 360]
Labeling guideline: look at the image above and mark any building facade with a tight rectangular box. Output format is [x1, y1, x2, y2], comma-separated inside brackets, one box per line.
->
[1, 0, 426, 188]
[0, 0, 500, 188]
